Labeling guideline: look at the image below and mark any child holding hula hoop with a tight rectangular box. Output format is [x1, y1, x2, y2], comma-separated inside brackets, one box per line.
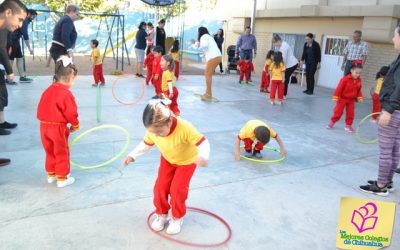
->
[124, 100, 210, 235]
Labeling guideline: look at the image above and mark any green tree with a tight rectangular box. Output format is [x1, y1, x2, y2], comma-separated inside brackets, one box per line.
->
[25, 0, 123, 13]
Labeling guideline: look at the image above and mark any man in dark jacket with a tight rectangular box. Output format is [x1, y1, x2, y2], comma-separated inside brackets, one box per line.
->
[49, 4, 79, 62]
[7, 9, 36, 83]
[0, 0, 27, 167]
[301, 33, 321, 95]
[155, 19, 166, 55]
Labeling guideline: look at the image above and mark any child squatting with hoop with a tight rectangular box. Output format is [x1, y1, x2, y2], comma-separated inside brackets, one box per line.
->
[234, 120, 286, 160]
[124, 100, 210, 235]
[37, 56, 79, 188]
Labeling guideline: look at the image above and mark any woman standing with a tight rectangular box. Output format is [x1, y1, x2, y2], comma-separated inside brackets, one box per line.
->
[272, 35, 298, 98]
[214, 28, 224, 74]
[195, 27, 222, 101]
[135, 21, 151, 77]
[359, 25, 400, 196]
[301, 33, 321, 95]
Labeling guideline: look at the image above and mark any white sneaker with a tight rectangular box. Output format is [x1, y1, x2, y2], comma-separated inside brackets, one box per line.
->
[57, 176, 75, 188]
[150, 214, 168, 231]
[166, 217, 183, 235]
[47, 176, 57, 184]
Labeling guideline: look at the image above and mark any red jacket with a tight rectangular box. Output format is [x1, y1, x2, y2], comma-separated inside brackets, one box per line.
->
[144, 53, 154, 69]
[152, 56, 162, 80]
[237, 60, 254, 73]
[333, 75, 363, 102]
[37, 83, 79, 127]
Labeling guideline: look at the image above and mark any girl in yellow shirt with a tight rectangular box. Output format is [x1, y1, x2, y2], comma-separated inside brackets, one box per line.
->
[169, 40, 180, 80]
[124, 100, 210, 235]
[268, 51, 286, 105]
[371, 66, 389, 121]
[161, 55, 180, 116]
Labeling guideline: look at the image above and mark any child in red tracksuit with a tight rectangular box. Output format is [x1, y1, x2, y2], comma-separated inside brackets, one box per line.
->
[371, 66, 389, 122]
[161, 55, 180, 116]
[144, 46, 154, 85]
[152, 46, 163, 98]
[237, 54, 254, 83]
[327, 61, 363, 132]
[260, 50, 274, 93]
[90, 39, 105, 87]
[37, 56, 79, 188]
[124, 99, 210, 235]
[269, 51, 286, 105]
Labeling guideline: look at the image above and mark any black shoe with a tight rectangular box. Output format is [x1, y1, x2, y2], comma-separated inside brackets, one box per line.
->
[303, 90, 308, 93]
[0, 158, 11, 167]
[6, 80, 17, 85]
[367, 180, 394, 192]
[0, 121, 17, 129]
[395, 168, 400, 174]
[359, 181, 389, 196]
[0, 128, 11, 135]
[139, 74, 145, 78]
[306, 92, 313, 95]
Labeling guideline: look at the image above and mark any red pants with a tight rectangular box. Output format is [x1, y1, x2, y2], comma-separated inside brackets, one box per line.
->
[152, 77, 162, 95]
[39, 123, 70, 178]
[260, 71, 270, 91]
[153, 156, 196, 218]
[372, 93, 381, 120]
[239, 70, 251, 82]
[331, 99, 355, 125]
[174, 61, 179, 80]
[93, 64, 105, 84]
[243, 138, 264, 152]
[146, 68, 153, 84]
[270, 80, 284, 101]
[164, 86, 180, 115]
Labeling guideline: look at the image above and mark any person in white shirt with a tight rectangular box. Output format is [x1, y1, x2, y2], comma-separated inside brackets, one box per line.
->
[193, 27, 222, 101]
[272, 34, 298, 97]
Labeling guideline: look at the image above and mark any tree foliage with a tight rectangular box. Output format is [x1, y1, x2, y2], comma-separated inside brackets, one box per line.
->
[25, 0, 123, 13]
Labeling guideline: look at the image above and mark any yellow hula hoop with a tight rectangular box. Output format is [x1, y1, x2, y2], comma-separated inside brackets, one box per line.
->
[69, 124, 130, 170]
[355, 112, 381, 144]
[240, 145, 285, 163]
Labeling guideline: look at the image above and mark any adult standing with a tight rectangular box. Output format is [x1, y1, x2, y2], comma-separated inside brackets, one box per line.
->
[342, 30, 368, 76]
[195, 27, 221, 101]
[300, 33, 321, 95]
[49, 4, 79, 62]
[272, 34, 298, 98]
[359, 25, 400, 196]
[235, 26, 257, 61]
[155, 19, 166, 55]
[7, 9, 36, 84]
[214, 28, 224, 74]
[134, 21, 151, 77]
[0, 0, 28, 167]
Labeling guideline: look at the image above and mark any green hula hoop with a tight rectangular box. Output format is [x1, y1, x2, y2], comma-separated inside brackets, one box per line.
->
[240, 145, 285, 163]
[96, 84, 102, 123]
[69, 124, 130, 170]
[355, 112, 381, 144]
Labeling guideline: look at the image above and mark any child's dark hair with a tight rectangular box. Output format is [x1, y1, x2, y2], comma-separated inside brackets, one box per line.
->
[162, 55, 174, 72]
[147, 22, 153, 28]
[146, 45, 153, 55]
[91, 39, 99, 47]
[350, 60, 363, 71]
[153, 45, 163, 54]
[376, 66, 389, 79]
[254, 126, 271, 144]
[0, 0, 27, 14]
[266, 50, 274, 59]
[143, 100, 171, 128]
[54, 56, 77, 82]
[171, 39, 179, 53]
[273, 51, 283, 68]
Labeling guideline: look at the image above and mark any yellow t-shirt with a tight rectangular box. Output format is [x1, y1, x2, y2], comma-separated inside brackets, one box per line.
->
[144, 117, 205, 165]
[264, 59, 272, 71]
[270, 62, 285, 81]
[238, 120, 277, 141]
[161, 70, 175, 92]
[375, 77, 384, 94]
[91, 48, 102, 65]
[170, 51, 180, 62]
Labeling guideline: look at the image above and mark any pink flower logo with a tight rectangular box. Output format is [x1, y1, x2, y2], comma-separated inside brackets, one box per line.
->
[351, 202, 378, 233]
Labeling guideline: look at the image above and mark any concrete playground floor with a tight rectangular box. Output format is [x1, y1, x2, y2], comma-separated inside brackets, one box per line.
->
[0, 74, 399, 250]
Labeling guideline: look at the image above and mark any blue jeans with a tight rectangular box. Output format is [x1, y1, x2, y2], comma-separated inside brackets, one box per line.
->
[239, 49, 253, 61]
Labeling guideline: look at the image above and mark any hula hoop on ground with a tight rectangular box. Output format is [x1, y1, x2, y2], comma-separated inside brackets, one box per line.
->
[240, 145, 285, 163]
[96, 84, 102, 123]
[112, 74, 146, 105]
[355, 112, 381, 144]
[69, 124, 130, 170]
[147, 207, 232, 248]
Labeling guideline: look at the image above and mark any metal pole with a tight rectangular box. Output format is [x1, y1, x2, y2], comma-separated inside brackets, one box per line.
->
[116, 11, 119, 70]
[251, 0, 256, 32]
[122, 14, 125, 71]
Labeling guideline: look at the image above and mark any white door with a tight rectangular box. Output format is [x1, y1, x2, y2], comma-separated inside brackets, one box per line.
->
[317, 35, 349, 89]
